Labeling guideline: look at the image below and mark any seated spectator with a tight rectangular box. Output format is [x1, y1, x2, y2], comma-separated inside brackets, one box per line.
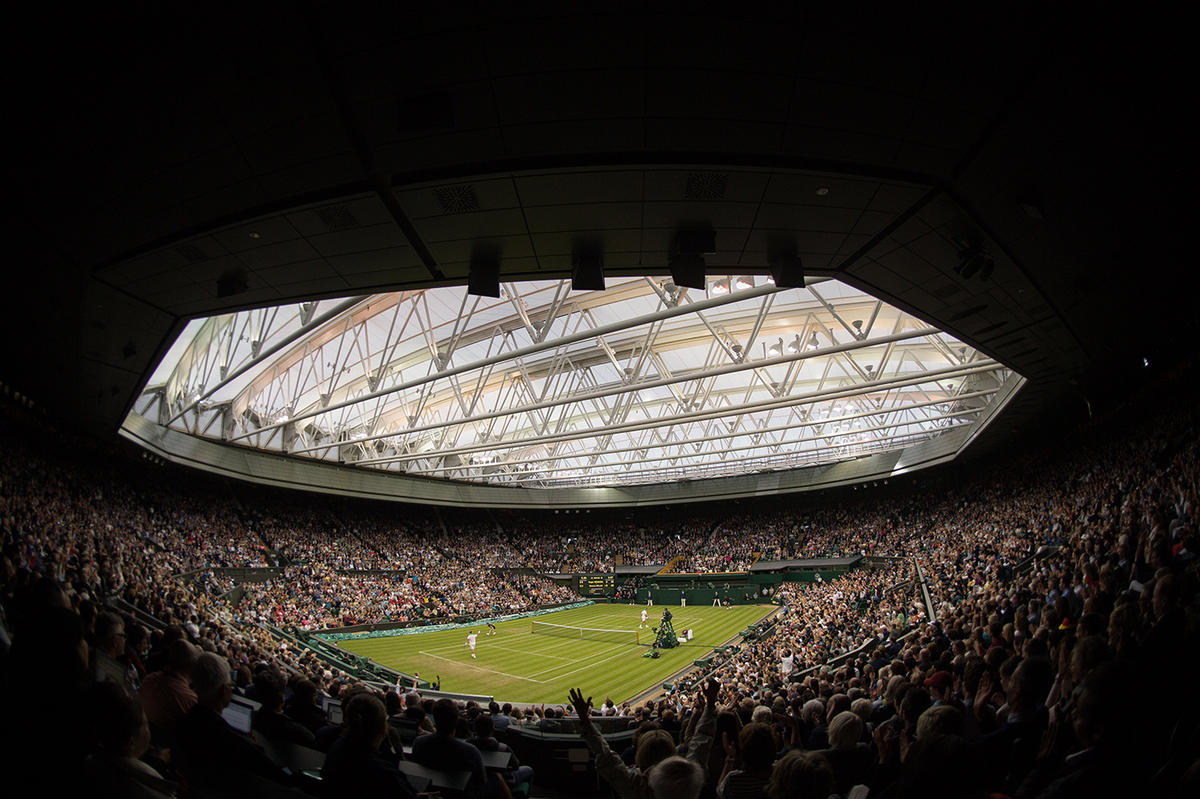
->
[284, 678, 326, 734]
[977, 658, 1052, 791]
[93, 611, 135, 692]
[1015, 662, 1140, 798]
[765, 751, 833, 799]
[322, 693, 417, 798]
[401, 690, 434, 734]
[649, 756, 706, 799]
[252, 669, 315, 746]
[467, 713, 534, 790]
[122, 622, 150, 685]
[175, 653, 295, 797]
[799, 700, 827, 750]
[84, 681, 179, 798]
[489, 701, 511, 732]
[139, 639, 198, 738]
[6, 604, 91, 783]
[923, 670, 953, 705]
[818, 711, 873, 796]
[915, 705, 964, 740]
[411, 698, 489, 798]
[893, 734, 978, 799]
[717, 722, 777, 799]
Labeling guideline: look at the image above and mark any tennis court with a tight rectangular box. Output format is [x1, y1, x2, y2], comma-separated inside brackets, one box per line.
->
[335, 603, 775, 704]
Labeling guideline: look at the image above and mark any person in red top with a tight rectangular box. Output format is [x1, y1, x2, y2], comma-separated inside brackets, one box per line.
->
[139, 639, 198, 731]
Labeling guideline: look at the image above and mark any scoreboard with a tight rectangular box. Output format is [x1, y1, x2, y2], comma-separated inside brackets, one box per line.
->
[577, 574, 615, 596]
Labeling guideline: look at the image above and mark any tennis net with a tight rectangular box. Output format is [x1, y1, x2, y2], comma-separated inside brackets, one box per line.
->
[530, 621, 640, 645]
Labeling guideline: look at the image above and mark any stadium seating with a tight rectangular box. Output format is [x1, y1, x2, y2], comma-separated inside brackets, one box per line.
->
[0, 362, 1197, 797]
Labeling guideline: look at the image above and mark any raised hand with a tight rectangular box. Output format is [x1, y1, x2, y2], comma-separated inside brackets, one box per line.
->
[568, 687, 593, 719]
[703, 677, 720, 706]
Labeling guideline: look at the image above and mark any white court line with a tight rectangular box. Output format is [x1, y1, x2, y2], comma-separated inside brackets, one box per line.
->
[485, 643, 574, 661]
[531, 637, 586, 654]
[417, 640, 490, 655]
[415, 637, 579, 659]
[524, 642, 631, 679]
[536, 644, 645, 682]
[416, 651, 545, 683]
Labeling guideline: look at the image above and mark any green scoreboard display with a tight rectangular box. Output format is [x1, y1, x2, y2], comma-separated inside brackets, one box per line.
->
[577, 574, 615, 596]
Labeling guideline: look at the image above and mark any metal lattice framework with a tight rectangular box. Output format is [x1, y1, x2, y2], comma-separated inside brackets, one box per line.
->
[133, 277, 1013, 488]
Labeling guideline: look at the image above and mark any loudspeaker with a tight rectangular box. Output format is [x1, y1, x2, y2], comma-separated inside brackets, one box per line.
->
[571, 251, 605, 291]
[769, 253, 805, 288]
[669, 252, 706, 289]
[669, 228, 716, 289]
[467, 253, 500, 297]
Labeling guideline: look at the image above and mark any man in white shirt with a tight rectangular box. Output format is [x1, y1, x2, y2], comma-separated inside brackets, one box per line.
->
[466, 631, 478, 659]
[640, 609, 648, 628]
[779, 648, 795, 678]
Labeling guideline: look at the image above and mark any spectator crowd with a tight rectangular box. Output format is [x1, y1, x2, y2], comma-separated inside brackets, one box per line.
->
[0, 360, 1197, 796]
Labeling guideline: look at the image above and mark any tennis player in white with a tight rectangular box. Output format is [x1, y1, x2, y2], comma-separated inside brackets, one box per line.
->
[639, 608, 648, 628]
[466, 631, 478, 659]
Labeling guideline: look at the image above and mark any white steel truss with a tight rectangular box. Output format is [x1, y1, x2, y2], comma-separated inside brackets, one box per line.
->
[132, 276, 1015, 488]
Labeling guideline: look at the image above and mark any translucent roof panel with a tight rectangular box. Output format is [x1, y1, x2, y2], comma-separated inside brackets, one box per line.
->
[130, 276, 1015, 488]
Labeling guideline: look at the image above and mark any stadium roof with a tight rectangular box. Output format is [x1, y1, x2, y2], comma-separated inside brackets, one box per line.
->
[134, 277, 1016, 488]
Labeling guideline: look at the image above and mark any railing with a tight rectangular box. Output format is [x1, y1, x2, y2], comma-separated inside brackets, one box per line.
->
[105, 596, 168, 632]
[1014, 544, 1060, 575]
[913, 558, 936, 622]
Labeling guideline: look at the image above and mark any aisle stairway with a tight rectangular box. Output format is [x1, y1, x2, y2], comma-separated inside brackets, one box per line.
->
[657, 554, 684, 574]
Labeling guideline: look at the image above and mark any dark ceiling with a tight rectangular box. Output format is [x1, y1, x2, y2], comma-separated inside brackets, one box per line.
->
[3, 6, 1190, 465]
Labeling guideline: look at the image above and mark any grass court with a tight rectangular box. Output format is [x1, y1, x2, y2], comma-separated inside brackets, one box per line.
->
[335, 603, 775, 705]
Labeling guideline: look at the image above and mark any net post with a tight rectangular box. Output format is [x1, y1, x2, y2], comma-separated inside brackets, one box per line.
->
[530, 621, 534, 633]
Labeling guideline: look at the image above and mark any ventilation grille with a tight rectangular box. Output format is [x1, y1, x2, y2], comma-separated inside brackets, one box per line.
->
[317, 204, 359, 230]
[175, 243, 207, 263]
[435, 184, 480, 214]
[684, 171, 729, 200]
